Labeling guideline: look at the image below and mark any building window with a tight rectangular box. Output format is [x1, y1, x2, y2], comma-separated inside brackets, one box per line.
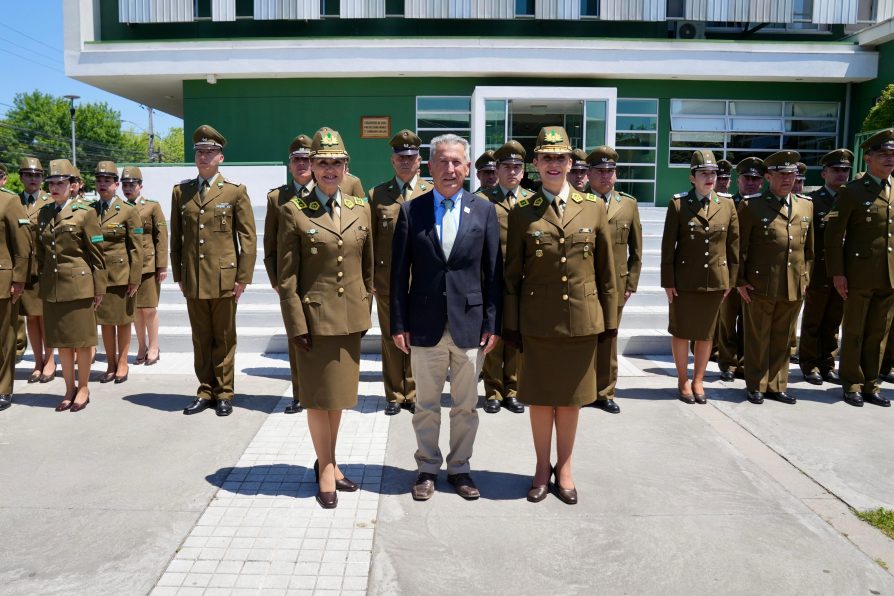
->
[669, 99, 839, 169]
[613, 99, 658, 203]
[666, 0, 685, 19]
[581, 0, 599, 18]
[416, 96, 472, 180]
[385, 0, 404, 16]
[516, 0, 535, 17]
[321, 0, 338, 16]
[857, 0, 878, 22]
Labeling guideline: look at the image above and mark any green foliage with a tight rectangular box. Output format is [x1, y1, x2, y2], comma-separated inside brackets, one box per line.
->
[3, 173, 24, 194]
[861, 83, 894, 132]
[856, 508, 894, 541]
[120, 127, 185, 164]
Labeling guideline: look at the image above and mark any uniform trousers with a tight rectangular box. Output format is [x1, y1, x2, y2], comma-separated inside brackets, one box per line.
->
[717, 292, 744, 372]
[186, 297, 237, 402]
[880, 323, 894, 376]
[0, 300, 16, 394]
[377, 295, 415, 404]
[838, 287, 894, 394]
[482, 336, 518, 401]
[743, 294, 801, 393]
[410, 328, 484, 475]
[596, 301, 625, 401]
[14, 314, 26, 359]
[798, 286, 843, 375]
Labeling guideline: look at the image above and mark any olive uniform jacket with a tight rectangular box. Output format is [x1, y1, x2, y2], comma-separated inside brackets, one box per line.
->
[806, 186, 839, 290]
[824, 175, 894, 290]
[0, 192, 31, 291]
[602, 190, 643, 294]
[342, 173, 365, 199]
[133, 197, 168, 275]
[369, 176, 432, 294]
[264, 181, 313, 287]
[19, 190, 52, 285]
[276, 192, 373, 338]
[36, 201, 107, 302]
[476, 185, 534, 255]
[171, 174, 257, 300]
[660, 189, 739, 291]
[737, 190, 814, 301]
[503, 190, 618, 337]
[95, 196, 143, 287]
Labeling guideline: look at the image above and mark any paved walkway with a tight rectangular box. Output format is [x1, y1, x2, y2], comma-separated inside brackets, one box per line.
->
[2, 354, 894, 595]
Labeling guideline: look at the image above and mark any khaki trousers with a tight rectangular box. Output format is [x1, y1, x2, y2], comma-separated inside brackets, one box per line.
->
[798, 286, 843, 374]
[743, 294, 801, 393]
[186, 297, 237, 401]
[596, 302, 625, 400]
[410, 329, 484, 475]
[839, 287, 894, 394]
[717, 291, 744, 371]
[377, 295, 415, 404]
[0, 299, 15, 395]
[482, 336, 518, 401]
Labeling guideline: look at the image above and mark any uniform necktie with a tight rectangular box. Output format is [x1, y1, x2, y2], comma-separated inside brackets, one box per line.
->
[22, 194, 34, 207]
[508, 190, 516, 208]
[780, 196, 789, 217]
[441, 198, 457, 258]
[553, 198, 565, 222]
[701, 196, 709, 216]
[200, 179, 209, 199]
[55, 204, 62, 213]
[100, 201, 109, 217]
[602, 194, 610, 210]
[402, 182, 412, 199]
[328, 197, 340, 231]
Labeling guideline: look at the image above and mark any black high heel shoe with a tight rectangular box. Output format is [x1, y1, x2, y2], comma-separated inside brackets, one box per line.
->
[314, 459, 359, 492]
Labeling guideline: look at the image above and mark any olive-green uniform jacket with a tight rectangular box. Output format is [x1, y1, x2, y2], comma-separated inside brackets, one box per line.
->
[661, 189, 739, 291]
[264, 182, 314, 287]
[36, 201, 107, 302]
[276, 192, 373, 338]
[824, 175, 894, 290]
[806, 186, 839, 289]
[19, 191, 52, 284]
[132, 196, 168, 275]
[342, 173, 365, 199]
[737, 190, 814, 301]
[602, 189, 644, 293]
[95, 196, 143, 287]
[0, 192, 31, 290]
[503, 190, 618, 337]
[370, 176, 432, 294]
[476, 185, 534, 256]
[170, 174, 257, 299]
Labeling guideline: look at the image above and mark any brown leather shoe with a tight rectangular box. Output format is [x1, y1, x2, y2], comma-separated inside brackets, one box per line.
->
[412, 472, 437, 501]
[447, 473, 480, 500]
[527, 484, 549, 503]
[315, 491, 338, 509]
[335, 477, 359, 492]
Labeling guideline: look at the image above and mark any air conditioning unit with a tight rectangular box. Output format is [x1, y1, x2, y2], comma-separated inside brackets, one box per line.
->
[675, 21, 706, 39]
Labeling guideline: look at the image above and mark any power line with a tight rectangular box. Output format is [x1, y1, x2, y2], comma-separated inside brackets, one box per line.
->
[0, 23, 64, 53]
[0, 47, 63, 74]
[0, 35, 61, 65]
[0, 122, 146, 159]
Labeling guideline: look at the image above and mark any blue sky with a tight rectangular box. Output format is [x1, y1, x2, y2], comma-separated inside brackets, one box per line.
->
[0, 0, 183, 134]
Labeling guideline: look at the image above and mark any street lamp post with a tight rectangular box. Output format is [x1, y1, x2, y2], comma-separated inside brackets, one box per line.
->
[63, 95, 80, 167]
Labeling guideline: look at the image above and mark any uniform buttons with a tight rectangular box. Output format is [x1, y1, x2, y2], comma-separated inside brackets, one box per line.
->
[561, 275, 568, 282]
[199, 224, 204, 229]
[560, 257, 567, 263]
[337, 240, 343, 247]
[200, 254, 205, 259]
[337, 287, 344, 295]
[54, 268, 57, 272]
[379, 260, 385, 265]
[889, 247, 893, 253]
[52, 254, 56, 259]
[787, 262, 792, 267]
[788, 249, 793, 253]
[199, 209, 204, 214]
[199, 239, 205, 245]
[52, 241, 55, 246]
[337, 256, 343, 263]
[230, 262, 235, 267]
[789, 236, 793, 240]
[337, 272, 343, 278]
[304, 296, 310, 303]
[562, 294, 569, 301]
[704, 252, 709, 256]
[559, 238, 565, 244]
[704, 240, 709, 244]
[703, 264, 708, 268]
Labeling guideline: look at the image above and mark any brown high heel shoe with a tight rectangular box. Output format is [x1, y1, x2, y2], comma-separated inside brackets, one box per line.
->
[70, 390, 90, 413]
[55, 390, 76, 412]
[145, 352, 161, 366]
[551, 466, 578, 505]
[314, 460, 358, 492]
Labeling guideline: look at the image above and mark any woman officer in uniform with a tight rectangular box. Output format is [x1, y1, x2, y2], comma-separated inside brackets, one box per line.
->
[276, 128, 373, 509]
[38, 159, 106, 412]
[660, 150, 739, 403]
[503, 126, 618, 504]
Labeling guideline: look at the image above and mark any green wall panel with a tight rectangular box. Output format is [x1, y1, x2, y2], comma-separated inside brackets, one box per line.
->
[851, 40, 894, 138]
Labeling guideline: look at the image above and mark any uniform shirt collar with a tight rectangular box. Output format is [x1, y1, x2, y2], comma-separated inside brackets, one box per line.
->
[541, 183, 570, 205]
[293, 179, 314, 196]
[395, 174, 418, 192]
[314, 186, 341, 206]
[823, 185, 838, 197]
[867, 173, 892, 188]
[499, 184, 520, 197]
[199, 173, 219, 188]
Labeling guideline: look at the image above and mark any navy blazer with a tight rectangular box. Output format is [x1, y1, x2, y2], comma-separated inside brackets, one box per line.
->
[390, 189, 502, 349]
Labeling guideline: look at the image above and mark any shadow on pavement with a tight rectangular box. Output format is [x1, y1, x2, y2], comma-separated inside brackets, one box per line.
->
[124, 393, 282, 413]
[12, 392, 64, 409]
[241, 367, 382, 383]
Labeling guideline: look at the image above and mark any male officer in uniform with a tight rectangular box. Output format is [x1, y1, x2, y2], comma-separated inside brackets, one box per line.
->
[265, 134, 313, 415]
[737, 151, 813, 404]
[567, 149, 589, 193]
[715, 159, 733, 194]
[368, 129, 430, 415]
[786, 161, 811, 364]
[793, 162, 808, 195]
[476, 140, 531, 414]
[474, 151, 498, 193]
[173, 125, 257, 417]
[825, 128, 894, 407]
[799, 149, 852, 385]
[718, 157, 765, 381]
[2, 164, 27, 364]
[585, 145, 642, 413]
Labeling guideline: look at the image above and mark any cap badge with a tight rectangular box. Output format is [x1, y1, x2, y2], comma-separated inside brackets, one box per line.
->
[544, 129, 562, 143]
[321, 132, 338, 147]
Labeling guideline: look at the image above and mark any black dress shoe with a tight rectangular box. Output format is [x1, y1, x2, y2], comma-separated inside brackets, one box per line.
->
[501, 396, 525, 413]
[183, 398, 213, 415]
[767, 391, 796, 404]
[843, 392, 864, 407]
[447, 473, 480, 500]
[880, 371, 894, 384]
[384, 402, 401, 416]
[401, 401, 416, 414]
[593, 399, 621, 413]
[483, 399, 501, 414]
[216, 400, 233, 416]
[803, 371, 823, 385]
[719, 370, 735, 382]
[747, 391, 764, 404]
[734, 368, 745, 380]
[0, 394, 11, 411]
[861, 392, 891, 407]
[790, 354, 800, 364]
[284, 400, 304, 414]
[821, 370, 840, 384]
[315, 490, 338, 509]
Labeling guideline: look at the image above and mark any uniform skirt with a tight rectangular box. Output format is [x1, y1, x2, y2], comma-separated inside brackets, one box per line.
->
[296, 333, 361, 410]
[96, 285, 135, 325]
[668, 290, 724, 341]
[136, 272, 160, 308]
[518, 335, 597, 407]
[44, 298, 97, 348]
[19, 286, 42, 317]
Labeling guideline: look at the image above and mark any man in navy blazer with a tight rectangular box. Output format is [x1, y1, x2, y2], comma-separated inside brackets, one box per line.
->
[390, 134, 502, 501]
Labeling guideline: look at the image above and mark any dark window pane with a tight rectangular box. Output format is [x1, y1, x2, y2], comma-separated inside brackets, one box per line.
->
[236, 0, 252, 16]
[783, 135, 836, 152]
[670, 132, 723, 149]
[617, 116, 657, 132]
[417, 114, 471, 129]
[615, 165, 655, 180]
[728, 133, 782, 150]
[516, 0, 535, 15]
[617, 99, 658, 115]
[785, 119, 837, 134]
[616, 148, 657, 163]
[670, 150, 693, 164]
[617, 132, 659, 147]
[725, 150, 777, 165]
[385, 0, 404, 15]
[418, 130, 470, 144]
[581, 0, 599, 16]
[196, 0, 211, 18]
[614, 181, 655, 202]
[417, 97, 471, 112]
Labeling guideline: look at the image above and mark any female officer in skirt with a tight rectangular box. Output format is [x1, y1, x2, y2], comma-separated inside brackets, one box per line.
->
[660, 150, 739, 403]
[503, 126, 618, 504]
[121, 166, 168, 366]
[37, 159, 106, 412]
[276, 128, 373, 509]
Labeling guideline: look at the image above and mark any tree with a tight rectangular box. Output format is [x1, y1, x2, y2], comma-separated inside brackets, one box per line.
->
[862, 83, 894, 133]
[119, 127, 185, 163]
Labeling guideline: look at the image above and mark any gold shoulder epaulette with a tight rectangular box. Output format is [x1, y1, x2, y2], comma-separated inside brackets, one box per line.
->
[585, 193, 598, 203]
[290, 196, 308, 210]
[674, 191, 688, 199]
